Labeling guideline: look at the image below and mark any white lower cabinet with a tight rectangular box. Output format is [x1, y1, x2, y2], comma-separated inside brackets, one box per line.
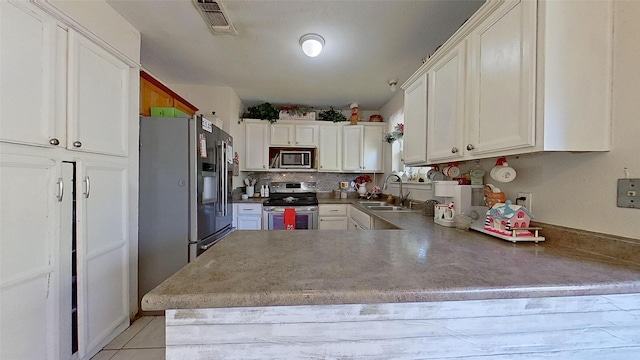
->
[318, 204, 348, 230]
[235, 203, 262, 230]
[77, 160, 129, 355]
[0, 152, 129, 360]
[0, 154, 61, 360]
[348, 206, 371, 230]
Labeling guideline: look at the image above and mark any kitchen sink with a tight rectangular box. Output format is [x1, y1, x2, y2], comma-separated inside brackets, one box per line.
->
[358, 201, 388, 206]
[366, 205, 414, 212]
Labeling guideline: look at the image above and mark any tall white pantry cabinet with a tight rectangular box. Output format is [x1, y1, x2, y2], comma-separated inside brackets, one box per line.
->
[0, 1, 140, 360]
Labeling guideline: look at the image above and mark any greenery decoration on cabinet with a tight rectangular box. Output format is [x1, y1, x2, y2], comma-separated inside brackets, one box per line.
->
[240, 102, 280, 123]
[318, 106, 347, 122]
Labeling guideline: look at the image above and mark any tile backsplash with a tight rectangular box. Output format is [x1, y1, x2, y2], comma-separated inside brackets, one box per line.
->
[244, 172, 385, 192]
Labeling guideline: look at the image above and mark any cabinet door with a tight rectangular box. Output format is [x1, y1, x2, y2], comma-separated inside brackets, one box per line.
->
[427, 42, 466, 163]
[0, 1, 62, 148]
[244, 121, 269, 170]
[68, 30, 130, 156]
[319, 217, 348, 230]
[76, 160, 129, 357]
[466, 0, 536, 155]
[294, 124, 318, 146]
[318, 125, 341, 171]
[347, 218, 361, 230]
[270, 124, 294, 146]
[342, 125, 363, 171]
[0, 154, 60, 360]
[362, 125, 383, 172]
[402, 73, 428, 165]
[237, 216, 262, 230]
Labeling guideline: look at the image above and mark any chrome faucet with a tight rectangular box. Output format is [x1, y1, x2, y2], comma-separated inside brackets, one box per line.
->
[382, 174, 409, 205]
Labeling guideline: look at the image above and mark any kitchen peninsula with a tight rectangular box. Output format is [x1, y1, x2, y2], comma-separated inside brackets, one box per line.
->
[143, 204, 640, 359]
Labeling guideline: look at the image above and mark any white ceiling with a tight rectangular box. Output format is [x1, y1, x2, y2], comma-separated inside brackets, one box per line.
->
[106, 0, 484, 110]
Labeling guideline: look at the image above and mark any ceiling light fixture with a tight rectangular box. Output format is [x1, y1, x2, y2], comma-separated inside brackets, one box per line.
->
[299, 33, 325, 57]
[388, 79, 398, 92]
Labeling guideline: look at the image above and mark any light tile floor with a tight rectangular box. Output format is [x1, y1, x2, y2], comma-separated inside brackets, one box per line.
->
[91, 316, 165, 360]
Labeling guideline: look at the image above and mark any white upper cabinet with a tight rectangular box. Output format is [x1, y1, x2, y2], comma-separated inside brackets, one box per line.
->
[68, 30, 130, 157]
[269, 122, 318, 147]
[427, 41, 467, 163]
[269, 123, 294, 146]
[243, 120, 269, 171]
[1, 2, 131, 157]
[466, 0, 536, 157]
[362, 124, 384, 172]
[245, 121, 380, 173]
[538, 0, 613, 152]
[318, 124, 341, 172]
[342, 124, 384, 172]
[342, 125, 363, 171]
[0, 1, 61, 148]
[402, 73, 428, 165]
[404, 0, 612, 165]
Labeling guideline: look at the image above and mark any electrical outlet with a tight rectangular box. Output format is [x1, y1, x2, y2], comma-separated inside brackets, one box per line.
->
[617, 178, 639, 209]
[517, 192, 532, 211]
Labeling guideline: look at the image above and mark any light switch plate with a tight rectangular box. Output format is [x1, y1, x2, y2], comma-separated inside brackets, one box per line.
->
[617, 178, 639, 209]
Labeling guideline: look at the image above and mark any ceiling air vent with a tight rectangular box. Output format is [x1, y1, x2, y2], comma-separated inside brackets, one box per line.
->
[193, 0, 237, 35]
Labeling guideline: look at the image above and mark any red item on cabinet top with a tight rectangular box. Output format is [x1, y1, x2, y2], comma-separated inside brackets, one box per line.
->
[284, 208, 296, 230]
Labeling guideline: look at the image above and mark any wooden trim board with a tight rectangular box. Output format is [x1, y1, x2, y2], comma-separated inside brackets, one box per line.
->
[165, 293, 640, 359]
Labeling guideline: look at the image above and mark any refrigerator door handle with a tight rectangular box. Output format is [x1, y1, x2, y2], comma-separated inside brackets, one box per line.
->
[220, 140, 228, 216]
[56, 177, 64, 202]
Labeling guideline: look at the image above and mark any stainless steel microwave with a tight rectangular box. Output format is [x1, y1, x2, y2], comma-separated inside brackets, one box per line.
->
[279, 150, 312, 168]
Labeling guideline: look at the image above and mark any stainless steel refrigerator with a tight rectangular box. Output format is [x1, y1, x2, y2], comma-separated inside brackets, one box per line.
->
[138, 115, 233, 305]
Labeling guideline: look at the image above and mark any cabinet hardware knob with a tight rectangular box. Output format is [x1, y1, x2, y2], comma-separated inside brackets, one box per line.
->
[49, 138, 60, 146]
[451, 147, 459, 153]
[466, 144, 475, 151]
[73, 141, 82, 148]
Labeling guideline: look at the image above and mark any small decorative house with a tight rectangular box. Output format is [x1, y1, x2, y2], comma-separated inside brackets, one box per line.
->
[484, 200, 534, 236]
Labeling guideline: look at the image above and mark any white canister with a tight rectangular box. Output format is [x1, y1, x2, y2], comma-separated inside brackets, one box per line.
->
[245, 185, 254, 197]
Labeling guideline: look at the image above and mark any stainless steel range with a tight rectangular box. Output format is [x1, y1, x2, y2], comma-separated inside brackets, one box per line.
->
[262, 182, 319, 230]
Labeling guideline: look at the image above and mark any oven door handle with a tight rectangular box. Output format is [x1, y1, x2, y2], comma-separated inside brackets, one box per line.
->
[263, 206, 318, 213]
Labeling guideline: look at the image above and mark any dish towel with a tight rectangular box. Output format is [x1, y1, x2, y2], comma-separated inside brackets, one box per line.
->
[284, 208, 296, 230]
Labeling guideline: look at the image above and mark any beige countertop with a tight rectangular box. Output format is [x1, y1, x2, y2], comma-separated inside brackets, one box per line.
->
[142, 201, 640, 311]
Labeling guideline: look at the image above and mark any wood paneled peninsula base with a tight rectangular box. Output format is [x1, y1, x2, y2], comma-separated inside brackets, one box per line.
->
[143, 222, 640, 359]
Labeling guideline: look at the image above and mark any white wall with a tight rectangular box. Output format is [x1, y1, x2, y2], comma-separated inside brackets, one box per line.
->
[379, 91, 405, 175]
